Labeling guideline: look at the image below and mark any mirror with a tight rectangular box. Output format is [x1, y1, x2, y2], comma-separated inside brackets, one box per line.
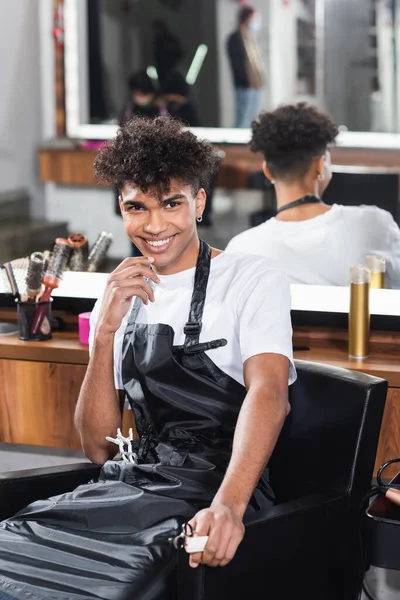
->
[64, 0, 400, 140]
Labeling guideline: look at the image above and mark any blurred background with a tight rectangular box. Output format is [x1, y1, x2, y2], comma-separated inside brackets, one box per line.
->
[1, 0, 400, 269]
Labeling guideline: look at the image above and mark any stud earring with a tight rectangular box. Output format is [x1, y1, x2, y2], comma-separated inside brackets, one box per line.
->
[197, 215, 203, 223]
[270, 179, 275, 185]
[317, 173, 325, 182]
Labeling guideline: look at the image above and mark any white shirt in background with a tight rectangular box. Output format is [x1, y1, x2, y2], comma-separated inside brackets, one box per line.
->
[226, 204, 400, 288]
[89, 252, 297, 390]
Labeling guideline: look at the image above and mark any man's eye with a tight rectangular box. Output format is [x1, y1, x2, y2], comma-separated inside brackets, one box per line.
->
[128, 204, 144, 211]
[166, 201, 181, 209]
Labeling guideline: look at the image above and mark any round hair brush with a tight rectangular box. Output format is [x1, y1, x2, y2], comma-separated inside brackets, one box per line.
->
[88, 231, 113, 272]
[68, 233, 89, 271]
[26, 252, 46, 302]
[31, 238, 72, 335]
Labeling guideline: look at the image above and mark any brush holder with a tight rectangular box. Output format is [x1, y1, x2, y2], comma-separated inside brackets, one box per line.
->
[16, 299, 53, 341]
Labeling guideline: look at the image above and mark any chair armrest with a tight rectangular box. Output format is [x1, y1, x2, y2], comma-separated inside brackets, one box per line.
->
[245, 489, 348, 527]
[0, 463, 101, 521]
[177, 490, 351, 600]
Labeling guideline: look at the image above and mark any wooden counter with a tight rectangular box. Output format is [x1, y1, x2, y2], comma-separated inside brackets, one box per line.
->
[1, 322, 399, 477]
[39, 144, 400, 190]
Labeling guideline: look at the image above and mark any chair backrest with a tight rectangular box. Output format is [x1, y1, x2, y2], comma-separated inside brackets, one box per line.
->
[323, 169, 399, 224]
[269, 360, 387, 503]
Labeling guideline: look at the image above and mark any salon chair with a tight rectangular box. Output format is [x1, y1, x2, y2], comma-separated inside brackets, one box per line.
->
[0, 361, 387, 600]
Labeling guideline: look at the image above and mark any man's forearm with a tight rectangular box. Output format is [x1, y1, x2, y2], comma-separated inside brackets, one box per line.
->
[75, 332, 122, 464]
[212, 385, 288, 517]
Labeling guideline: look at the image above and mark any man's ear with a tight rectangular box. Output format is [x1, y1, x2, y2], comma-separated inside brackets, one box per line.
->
[262, 161, 274, 183]
[195, 188, 207, 219]
[118, 194, 124, 216]
[315, 155, 325, 179]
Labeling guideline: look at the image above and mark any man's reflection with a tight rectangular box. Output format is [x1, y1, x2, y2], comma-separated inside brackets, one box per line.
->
[160, 71, 200, 127]
[120, 71, 161, 124]
[152, 19, 184, 87]
[227, 4, 264, 128]
[226, 103, 400, 288]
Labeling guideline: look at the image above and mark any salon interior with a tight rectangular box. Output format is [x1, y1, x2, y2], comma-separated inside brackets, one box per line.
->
[1, 0, 400, 598]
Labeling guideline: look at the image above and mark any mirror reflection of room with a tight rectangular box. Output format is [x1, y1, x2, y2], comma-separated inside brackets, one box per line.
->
[82, 0, 400, 132]
[2, 0, 400, 292]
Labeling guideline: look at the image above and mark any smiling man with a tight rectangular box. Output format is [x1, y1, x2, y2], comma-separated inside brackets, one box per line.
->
[0, 117, 295, 600]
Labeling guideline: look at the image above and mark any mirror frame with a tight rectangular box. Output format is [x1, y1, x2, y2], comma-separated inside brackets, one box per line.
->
[64, 0, 400, 148]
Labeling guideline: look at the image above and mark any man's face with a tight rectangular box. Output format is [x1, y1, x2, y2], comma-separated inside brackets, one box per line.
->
[132, 91, 154, 106]
[119, 179, 205, 272]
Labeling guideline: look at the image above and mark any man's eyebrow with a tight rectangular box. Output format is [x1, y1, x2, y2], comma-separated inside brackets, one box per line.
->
[162, 194, 186, 204]
[122, 198, 145, 206]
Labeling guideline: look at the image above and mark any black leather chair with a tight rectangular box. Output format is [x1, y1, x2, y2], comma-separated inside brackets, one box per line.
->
[0, 361, 387, 600]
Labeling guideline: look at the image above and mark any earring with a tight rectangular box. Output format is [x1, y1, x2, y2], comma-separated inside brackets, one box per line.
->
[197, 215, 203, 223]
[270, 179, 275, 185]
[317, 174, 325, 182]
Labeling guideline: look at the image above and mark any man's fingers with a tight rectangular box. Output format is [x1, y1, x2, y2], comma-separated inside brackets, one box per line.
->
[208, 528, 231, 567]
[201, 524, 222, 566]
[108, 284, 152, 305]
[188, 512, 210, 569]
[189, 552, 202, 568]
[109, 263, 160, 285]
[109, 278, 155, 302]
[217, 533, 242, 567]
[110, 256, 155, 274]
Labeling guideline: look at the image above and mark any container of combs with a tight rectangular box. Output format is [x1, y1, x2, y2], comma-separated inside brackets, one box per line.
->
[31, 238, 73, 336]
[14, 251, 50, 340]
[88, 232, 113, 272]
[68, 233, 89, 271]
[17, 299, 53, 341]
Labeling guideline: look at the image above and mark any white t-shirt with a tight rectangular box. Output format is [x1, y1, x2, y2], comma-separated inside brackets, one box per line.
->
[226, 204, 400, 288]
[89, 252, 296, 391]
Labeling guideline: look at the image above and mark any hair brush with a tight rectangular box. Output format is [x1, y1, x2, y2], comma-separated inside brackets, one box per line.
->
[68, 233, 89, 271]
[88, 231, 113, 272]
[0, 266, 12, 295]
[2, 257, 30, 300]
[26, 252, 46, 302]
[31, 238, 72, 335]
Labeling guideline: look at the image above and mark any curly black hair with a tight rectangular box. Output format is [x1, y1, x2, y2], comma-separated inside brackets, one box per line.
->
[94, 116, 220, 194]
[250, 103, 339, 180]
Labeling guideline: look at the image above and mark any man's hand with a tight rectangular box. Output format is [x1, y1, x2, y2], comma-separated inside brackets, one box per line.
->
[97, 256, 160, 335]
[187, 504, 245, 568]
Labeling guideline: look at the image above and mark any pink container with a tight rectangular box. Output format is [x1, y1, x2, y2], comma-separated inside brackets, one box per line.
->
[78, 312, 91, 345]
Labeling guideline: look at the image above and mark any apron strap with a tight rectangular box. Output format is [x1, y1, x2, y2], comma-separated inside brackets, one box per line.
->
[184, 240, 211, 347]
[124, 240, 211, 346]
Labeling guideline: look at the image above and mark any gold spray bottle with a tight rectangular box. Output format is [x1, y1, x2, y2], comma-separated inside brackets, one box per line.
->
[365, 254, 386, 289]
[348, 265, 371, 360]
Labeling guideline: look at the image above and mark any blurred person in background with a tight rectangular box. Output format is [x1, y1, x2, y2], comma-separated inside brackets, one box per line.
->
[226, 103, 400, 288]
[120, 71, 161, 124]
[152, 19, 184, 87]
[227, 4, 264, 128]
[160, 70, 200, 127]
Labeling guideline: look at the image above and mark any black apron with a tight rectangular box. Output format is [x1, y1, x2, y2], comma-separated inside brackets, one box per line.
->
[0, 241, 273, 600]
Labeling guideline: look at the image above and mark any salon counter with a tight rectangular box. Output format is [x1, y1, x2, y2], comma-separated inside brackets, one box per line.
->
[38, 144, 400, 190]
[0, 318, 399, 477]
[0, 310, 135, 451]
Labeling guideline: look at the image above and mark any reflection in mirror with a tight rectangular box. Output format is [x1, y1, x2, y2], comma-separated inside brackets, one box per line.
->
[67, 0, 400, 134]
